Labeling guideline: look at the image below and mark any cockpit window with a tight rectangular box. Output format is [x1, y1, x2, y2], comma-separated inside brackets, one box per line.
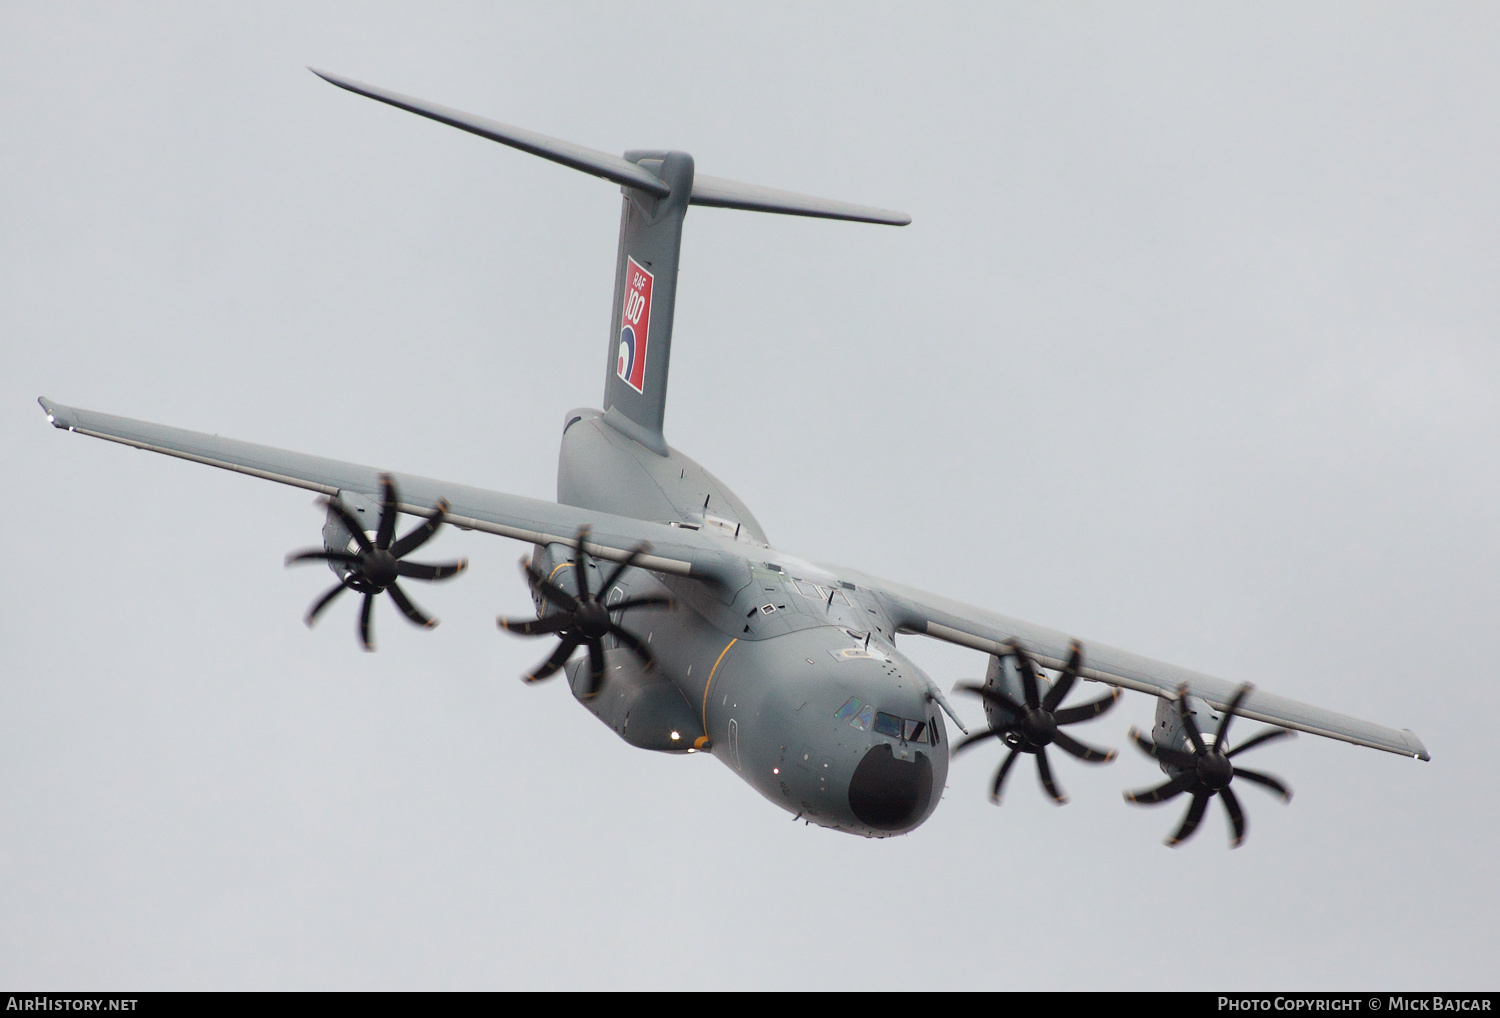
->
[842, 702, 938, 743]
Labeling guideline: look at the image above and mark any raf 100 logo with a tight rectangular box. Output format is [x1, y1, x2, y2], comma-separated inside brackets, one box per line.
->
[616, 257, 654, 395]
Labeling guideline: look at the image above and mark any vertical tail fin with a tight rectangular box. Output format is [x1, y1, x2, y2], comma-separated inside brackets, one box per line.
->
[602, 151, 693, 455]
[312, 70, 909, 455]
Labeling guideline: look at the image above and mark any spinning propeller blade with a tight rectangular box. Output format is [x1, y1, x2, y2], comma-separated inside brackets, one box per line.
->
[954, 639, 1119, 806]
[1124, 683, 1294, 847]
[286, 474, 467, 651]
[497, 527, 675, 699]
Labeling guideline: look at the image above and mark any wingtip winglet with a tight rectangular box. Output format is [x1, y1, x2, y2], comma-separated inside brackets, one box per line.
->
[308, 67, 346, 88]
[1403, 730, 1432, 761]
[38, 396, 74, 430]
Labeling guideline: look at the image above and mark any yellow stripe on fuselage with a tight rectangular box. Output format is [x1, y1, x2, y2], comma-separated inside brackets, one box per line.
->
[701, 638, 738, 731]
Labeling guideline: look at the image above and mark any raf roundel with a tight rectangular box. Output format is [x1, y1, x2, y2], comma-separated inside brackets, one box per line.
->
[616, 257, 653, 394]
[617, 326, 636, 383]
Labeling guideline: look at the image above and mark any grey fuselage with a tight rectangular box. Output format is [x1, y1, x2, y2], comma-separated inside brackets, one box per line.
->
[546, 408, 949, 837]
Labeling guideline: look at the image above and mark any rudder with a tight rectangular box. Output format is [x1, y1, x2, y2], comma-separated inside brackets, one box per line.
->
[602, 151, 694, 456]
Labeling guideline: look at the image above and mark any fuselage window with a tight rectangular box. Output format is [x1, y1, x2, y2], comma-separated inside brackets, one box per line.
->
[834, 696, 862, 721]
[850, 704, 874, 731]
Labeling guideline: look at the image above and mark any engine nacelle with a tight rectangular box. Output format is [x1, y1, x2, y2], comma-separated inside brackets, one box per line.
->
[1149, 691, 1226, 775]
[979, 650, 1053, 743]
[320, 489, 380, 579]
[527, 540, 703, 752]
[564, 650, 704, 752]
[527, 540, 575, 616]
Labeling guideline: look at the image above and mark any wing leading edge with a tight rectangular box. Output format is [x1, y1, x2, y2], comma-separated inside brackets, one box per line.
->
[836, 567, 1430, 761]
[36, 397, 750, 592]
[37, 396, 1430, 761]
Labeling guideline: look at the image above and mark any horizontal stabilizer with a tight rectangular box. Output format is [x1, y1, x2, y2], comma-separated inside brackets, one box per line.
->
[690, 173, 909, 226]
[310, 69, 672, 197]
[312, 69, 909, 225]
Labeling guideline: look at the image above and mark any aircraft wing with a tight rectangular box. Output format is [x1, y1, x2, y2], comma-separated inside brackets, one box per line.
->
[836, 567, 1431, 761]
[38, 395, 1430, 761]
[36, 397, 751, 591]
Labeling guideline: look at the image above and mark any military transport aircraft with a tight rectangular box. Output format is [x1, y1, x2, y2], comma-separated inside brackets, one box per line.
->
[38, 70, 1429, 844]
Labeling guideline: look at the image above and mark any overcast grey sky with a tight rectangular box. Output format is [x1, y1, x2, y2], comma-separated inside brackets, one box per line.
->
[3, 2, 1498, 990]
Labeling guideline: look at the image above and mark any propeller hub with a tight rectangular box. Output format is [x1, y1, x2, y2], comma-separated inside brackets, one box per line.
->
[1196, 750, 1234, 791]
[1019, 706, 1057, 748]
[575, 599, 612, 640]
[362, 550, 398, 588]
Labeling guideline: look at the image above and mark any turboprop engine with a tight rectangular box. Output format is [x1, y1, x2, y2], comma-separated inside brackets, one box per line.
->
[1125, 684, 1294, 847]
[497, 531, 697, 751]
[285, 474, 467, 651]
[954, 639, 1120, 804]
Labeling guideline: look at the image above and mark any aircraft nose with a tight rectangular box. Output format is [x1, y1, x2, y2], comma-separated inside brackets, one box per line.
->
[847, 743, 934, 832]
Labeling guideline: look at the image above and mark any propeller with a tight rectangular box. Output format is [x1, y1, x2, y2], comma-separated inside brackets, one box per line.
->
[496, 526, 674, 700]
[286, 474, 467, 651]
[955, 639, 1120, 804]
[1124, 683, 1294, 848]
